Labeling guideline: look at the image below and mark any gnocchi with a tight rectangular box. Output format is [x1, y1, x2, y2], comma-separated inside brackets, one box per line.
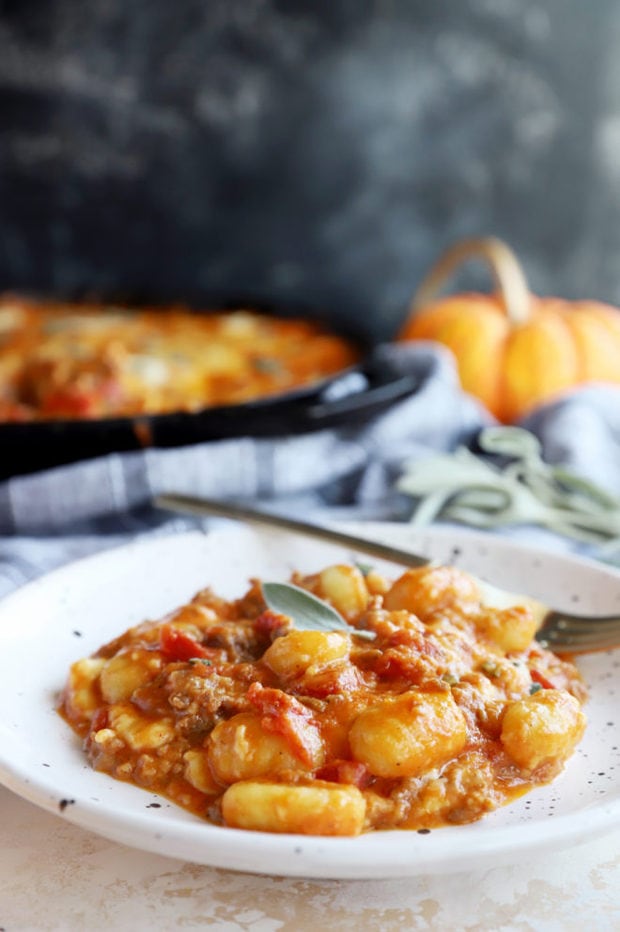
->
[221, 781, 366, 835]
[263, 630, 349, 682]
[61, 561, 587, 836]
[349, 691, 467, 778]
[500, 689, 586, 772]
[99, 649, 161, 703]
[207, 711, 323, 783]
[318, 565, 369, 618]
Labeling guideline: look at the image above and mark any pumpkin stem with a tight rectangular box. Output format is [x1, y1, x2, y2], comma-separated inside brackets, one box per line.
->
[411, 237, 532, 325]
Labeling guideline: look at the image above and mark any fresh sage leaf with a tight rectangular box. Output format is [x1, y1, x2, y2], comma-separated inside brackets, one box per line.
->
[262, 582, 375, 640]
[396, 425, 620, 563]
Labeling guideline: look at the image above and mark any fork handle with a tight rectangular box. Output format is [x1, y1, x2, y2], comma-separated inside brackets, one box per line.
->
[154, 494, 430, 569]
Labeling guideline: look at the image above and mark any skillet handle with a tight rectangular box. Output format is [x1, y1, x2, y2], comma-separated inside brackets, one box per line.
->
[304, 362, 419, 423]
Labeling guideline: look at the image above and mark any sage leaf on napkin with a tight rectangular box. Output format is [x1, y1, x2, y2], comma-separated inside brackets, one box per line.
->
[396, 426, 620, 555]
[262, 582, 375, 639]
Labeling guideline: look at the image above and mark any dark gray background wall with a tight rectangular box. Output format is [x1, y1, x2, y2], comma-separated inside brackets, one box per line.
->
[0, 0, 618, 340]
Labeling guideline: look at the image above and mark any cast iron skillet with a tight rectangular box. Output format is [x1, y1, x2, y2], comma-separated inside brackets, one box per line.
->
[0, 305, 418, 480]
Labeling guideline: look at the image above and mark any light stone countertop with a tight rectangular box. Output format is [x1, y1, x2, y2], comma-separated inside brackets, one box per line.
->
[1, 785, 618, 932]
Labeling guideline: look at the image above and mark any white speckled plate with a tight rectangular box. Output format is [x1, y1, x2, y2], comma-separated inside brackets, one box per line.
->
[0, 524, 618, 879]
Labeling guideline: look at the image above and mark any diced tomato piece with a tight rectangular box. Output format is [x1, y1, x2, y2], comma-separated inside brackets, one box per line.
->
[159, 624, 214, 662]
[316, 760, 371, 788]
[299, 663, 362, 698]
[90, 707, 109, 731]
[40, 388, 98, 417]
[254, 609, 290, 638]
[530, 669, 557, 690]
[247, 682, 322, 766]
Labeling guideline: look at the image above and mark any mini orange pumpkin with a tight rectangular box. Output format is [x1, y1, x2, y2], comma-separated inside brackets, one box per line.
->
[398, 237, 620, 423]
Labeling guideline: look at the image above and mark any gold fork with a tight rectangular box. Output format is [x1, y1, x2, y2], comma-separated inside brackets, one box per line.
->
[154, 493, 620, 655]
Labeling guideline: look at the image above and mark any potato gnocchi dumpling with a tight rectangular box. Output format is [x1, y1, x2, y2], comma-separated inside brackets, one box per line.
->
[61, 562, 587, 836]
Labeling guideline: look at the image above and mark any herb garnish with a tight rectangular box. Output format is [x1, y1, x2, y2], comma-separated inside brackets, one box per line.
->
[253, 357, 283, 374]
[262, 582, 375, 640]
[397, 425, 620, 562]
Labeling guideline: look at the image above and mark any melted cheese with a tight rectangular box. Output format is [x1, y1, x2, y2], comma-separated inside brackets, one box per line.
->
[0, 298, 359, 421]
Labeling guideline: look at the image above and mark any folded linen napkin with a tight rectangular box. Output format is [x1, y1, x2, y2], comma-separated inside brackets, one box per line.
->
[1, 341, 620, 598]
